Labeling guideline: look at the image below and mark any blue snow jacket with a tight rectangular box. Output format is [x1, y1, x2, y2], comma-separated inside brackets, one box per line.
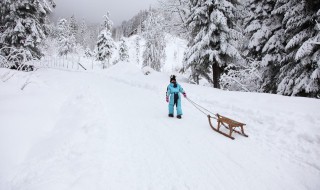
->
[166, 82, 185, 115]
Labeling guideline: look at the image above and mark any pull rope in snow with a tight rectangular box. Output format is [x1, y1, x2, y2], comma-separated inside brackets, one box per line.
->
[185, 97, 217, 120]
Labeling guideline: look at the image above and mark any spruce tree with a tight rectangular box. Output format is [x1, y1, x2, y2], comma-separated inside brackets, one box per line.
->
[243, 0, 284, 93]
[102, 12, 113, 32]
[57, 18, 75, 56]
[274, 0, 320, 97]
[142, 12, 166, 71]
[183, 0, 242, 88]
[69, 14, 78, 38]
[96, 12, 115, 69]
[119, 38, 129, 62]
[78, 18, 87, 47]
[135, 36, 141, 64]
[159, 0, 190, 37]
[0, 0, 55, 63]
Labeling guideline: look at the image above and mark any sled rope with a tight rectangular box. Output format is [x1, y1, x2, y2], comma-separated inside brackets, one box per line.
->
[185, 97, 217, 120]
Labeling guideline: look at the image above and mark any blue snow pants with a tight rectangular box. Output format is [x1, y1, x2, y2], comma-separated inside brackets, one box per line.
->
[167, 83, 185, 116]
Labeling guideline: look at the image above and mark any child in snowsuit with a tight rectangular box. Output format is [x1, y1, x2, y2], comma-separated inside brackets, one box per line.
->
[166, 75, 187, 119]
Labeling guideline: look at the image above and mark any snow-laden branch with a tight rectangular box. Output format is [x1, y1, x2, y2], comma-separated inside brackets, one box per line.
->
[221, 75, 251, 92]
[0, 46, 35, 70]
[307, 41, 320, 45]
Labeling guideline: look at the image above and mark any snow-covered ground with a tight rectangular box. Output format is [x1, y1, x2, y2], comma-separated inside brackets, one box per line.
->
[0, 61, 320, 190]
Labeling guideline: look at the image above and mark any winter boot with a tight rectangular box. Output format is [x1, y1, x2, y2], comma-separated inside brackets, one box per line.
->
[177, 115, 182, 119]
[168, 114, 174, 117]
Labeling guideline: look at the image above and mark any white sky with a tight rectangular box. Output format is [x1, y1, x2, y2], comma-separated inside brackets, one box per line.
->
[51, 0, 159, 26]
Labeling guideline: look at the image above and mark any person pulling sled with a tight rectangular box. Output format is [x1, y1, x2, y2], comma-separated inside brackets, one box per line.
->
[166, 75, 187, 119]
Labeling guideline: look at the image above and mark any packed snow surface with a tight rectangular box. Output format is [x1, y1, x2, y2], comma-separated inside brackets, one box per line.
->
[0, 62, 320, 190]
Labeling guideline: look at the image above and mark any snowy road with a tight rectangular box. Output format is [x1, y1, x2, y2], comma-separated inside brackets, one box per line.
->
[1, 63, 320, 190]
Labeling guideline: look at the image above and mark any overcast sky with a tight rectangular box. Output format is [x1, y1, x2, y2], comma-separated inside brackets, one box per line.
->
[51, 0, 158, 26]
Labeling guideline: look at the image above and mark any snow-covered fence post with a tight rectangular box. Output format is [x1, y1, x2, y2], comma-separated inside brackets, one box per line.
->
[77, 56, 81, 70]
[66, 56, 69, 69]
[91, 59, 94, 70]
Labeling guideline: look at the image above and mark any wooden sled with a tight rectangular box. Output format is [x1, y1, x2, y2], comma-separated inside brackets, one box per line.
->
[207, 114, 248, 140]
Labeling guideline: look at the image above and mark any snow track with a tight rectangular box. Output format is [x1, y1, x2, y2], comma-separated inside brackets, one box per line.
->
[1, 64, 320, 190]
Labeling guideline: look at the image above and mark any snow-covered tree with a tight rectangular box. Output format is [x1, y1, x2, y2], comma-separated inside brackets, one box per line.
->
[159, 0, 190, 37]
[183, 0, 243, 88]
[115, 10, 150, 37]
[135, 36, 141, 64]
[118, 38, 129, 62]
[102, 12, 113, 32]
[243, 0, 284, 93]
[78, 18, 88, 47]
[142, 12, 166, 71]
[96, 12, 115, 69]
[86, 25, 100, 49]
[69, 14, 78, 37]
[96, 31, 115, 68]
[57, 18, 75, 56]
[0, 0, 55, 63]
[244, 0, 278, 60]
[274, 0, 320, 97]
[220, 60, 263, 92]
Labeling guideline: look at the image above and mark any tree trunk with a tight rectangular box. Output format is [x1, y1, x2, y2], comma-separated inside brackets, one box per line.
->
[212, 63, 221, 88]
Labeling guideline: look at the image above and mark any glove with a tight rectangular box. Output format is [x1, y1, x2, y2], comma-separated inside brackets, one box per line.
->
[166, 96, 169, 102]
[183, 93, 187, 98]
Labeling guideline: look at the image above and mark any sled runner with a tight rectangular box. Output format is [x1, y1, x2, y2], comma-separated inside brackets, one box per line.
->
[185, 97, 248, 140]
[208, 114, 248, 140]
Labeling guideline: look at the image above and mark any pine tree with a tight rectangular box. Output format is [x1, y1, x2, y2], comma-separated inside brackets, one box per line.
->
[135, 36, 141, 64]
[159, 0, 190, 37]
[102, 12, 113, 32]
[0, 0, 55, 63]
[183, 0, 242, 88]
[115, 10, 150, 37]
[243, 0, 284, 93]
[274, 0, 320, 97]
[78, 18, 87, 47]
[57, 18, 75, 56]
[118, 38, 129, 62]
[96, 12, 115, 69]
[69, 15, 78, 38]
[142, 12, 166, 71]
[244, 0, 278, 60]
[87, 25, 99, 50]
